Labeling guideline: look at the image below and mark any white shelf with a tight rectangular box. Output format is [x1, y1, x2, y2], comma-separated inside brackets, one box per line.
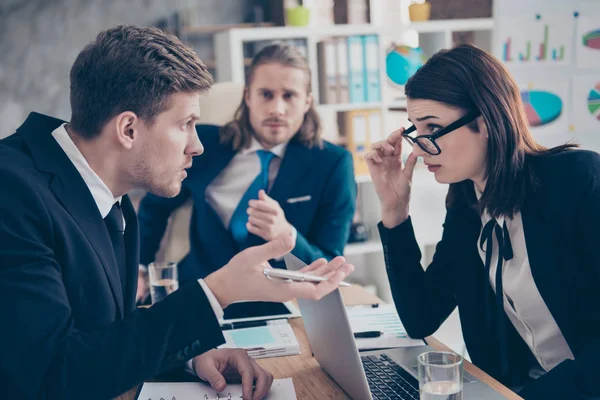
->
[344, 240, 382, 256]
[317, 102, 383, 112]
[409, 18, 494, 33]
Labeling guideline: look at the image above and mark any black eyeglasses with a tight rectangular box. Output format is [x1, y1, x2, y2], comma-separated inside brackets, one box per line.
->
[402, 111, 480, 155]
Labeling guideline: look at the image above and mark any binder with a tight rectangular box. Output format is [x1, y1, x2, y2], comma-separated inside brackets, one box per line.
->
[362, 35, 381, 102]
[347, 36, 366, 103]
[335, 37, 350, 103]
[338, 110, 368, 175]
[317, 39, 338, 104]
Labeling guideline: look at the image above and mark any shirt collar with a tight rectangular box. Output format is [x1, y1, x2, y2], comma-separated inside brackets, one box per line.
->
[241, 136, 288, 158]
[51, 123, 121, 219]
[474, 183, 505, 227]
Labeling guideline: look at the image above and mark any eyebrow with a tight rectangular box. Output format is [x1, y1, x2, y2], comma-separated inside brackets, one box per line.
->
[256, 87, 299, 95]
[180, 113, 201, 123]
[407, 115, 440, 123]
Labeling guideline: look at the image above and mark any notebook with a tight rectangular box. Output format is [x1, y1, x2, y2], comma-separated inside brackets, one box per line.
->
[136, 377, 296, 400]
[346, 304, 425, 350]
[218, 320, 300, 359]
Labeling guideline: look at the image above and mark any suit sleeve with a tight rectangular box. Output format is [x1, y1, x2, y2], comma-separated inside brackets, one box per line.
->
[138, 186, 192, 265]
[378, 213, 459, 339]
[518, 153, 600, 400]
[0, 172, 224, 400]
[291, 151, 356, 262]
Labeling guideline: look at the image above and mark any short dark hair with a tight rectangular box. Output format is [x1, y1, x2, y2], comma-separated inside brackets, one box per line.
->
[405, 43, 576, 218]
[221, 43, 322, 151]
[69, 25, 213, 139]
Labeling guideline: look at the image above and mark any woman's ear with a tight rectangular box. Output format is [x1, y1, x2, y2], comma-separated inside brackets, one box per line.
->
[477, 116, 489, 139]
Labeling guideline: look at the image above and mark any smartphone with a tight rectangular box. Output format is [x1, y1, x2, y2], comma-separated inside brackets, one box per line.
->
[263, 268, 352, 287]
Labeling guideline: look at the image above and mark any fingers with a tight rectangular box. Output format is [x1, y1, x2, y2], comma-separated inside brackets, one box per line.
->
[299, 256, 345, 276]
[251, 359, 274, 400]
[402, 152, 419, 183]
[281, 262, 355, 301]
[257, 190, 278, 206]
[248, 200, 278, 215]
[240, 235, 294, 265]
[298, 258, 328, 273]
[240, 364, 256, 400]
[201, 361, 227, 393]
[247, 210, 276, 224]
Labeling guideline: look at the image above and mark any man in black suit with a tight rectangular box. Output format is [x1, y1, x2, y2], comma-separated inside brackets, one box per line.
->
[0, 25, 352, 400]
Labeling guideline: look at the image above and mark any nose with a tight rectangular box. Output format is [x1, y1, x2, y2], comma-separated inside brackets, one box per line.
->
[410, 141, 427, 158]
[186, 130, 204, 157]
[269, 96, 286, 116]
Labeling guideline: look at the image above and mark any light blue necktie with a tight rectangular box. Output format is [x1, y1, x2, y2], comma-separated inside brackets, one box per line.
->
[229, 150, 275, 248]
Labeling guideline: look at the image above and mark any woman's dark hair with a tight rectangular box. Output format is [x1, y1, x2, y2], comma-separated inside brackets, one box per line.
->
[220, 43, 322, 151]
[405, 43, 576, 218]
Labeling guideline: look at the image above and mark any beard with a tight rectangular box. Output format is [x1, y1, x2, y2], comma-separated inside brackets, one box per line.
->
[132, 157, 182, 198]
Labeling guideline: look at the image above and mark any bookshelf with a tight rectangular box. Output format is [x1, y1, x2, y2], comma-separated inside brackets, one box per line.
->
[212, 19, 494, 300]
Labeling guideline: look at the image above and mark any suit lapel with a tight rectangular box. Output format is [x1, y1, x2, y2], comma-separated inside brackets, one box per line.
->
[18, 113, 125, 316]
[191, 141, 240, 258]
[521, 182, 574, 346]
[122, 195, 139, 313]
[268, 141, 313, 205]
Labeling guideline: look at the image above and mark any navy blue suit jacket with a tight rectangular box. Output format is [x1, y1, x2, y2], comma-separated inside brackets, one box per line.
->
[0, 113, 225, 399]
[380, 150, 600, 399]
[138, 124, 356, 282]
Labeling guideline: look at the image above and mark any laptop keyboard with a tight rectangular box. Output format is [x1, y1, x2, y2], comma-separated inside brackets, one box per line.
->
[361, 354, 420, 400]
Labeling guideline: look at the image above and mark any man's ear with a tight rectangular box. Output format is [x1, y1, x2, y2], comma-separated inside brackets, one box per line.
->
[115, 111, 138, 150]
[244, 87, 251, 107]
[304, 93, 313, 114]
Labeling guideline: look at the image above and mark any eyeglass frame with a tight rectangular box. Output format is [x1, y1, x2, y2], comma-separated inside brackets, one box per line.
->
[402, 110, 481, 155]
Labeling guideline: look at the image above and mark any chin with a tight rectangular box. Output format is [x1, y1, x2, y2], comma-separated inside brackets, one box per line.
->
[149, 181, 182, 198]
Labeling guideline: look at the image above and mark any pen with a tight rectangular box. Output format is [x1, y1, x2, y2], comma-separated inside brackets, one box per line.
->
[353, 331, 384, 338]
[220, 318, 287, 331]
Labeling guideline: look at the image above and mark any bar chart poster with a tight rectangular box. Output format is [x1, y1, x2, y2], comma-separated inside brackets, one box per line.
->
[571, 75, 600, 135]
[518, 80, 569, 140]
[497, 14, 573, 66]
[576, 15, 600, 69]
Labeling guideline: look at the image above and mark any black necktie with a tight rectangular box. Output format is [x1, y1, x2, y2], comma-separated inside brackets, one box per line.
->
[479, 218, 513, 378]
[104, 202, 127, 296]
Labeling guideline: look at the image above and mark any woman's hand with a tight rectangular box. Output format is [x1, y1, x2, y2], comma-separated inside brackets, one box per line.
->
[365, 128, 418, 228]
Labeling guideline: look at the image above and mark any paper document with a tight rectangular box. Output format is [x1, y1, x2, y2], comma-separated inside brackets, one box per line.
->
[346, 304, 425, 350]
[137, 377, 297, 400]
[219, 321, 300, 359]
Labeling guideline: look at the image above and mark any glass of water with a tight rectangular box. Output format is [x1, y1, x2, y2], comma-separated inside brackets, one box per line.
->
[148, 261, 179, 304]
[417, 351, 463, 400]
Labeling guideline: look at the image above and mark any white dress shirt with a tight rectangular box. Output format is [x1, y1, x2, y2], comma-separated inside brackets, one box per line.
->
[475, 188, 574, 374]
[51, 124, 223, 321]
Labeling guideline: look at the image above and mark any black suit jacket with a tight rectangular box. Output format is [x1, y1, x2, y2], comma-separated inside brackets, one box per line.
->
[379, 150, 600, 399]
[0, 113, 225, 399]
[138, 124, 356, 282]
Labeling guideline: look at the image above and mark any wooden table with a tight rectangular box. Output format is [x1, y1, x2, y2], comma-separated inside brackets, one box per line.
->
[118, 285, 522, 399]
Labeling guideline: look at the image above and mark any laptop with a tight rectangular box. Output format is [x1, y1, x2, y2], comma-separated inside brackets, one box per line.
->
[284, 253, 506, 399]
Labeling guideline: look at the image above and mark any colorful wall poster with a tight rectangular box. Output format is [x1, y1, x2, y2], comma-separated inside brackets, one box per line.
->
[575, 14, 600, 69]
[571, 74, 600, 135]
[518, 79, 570, 142]
[497, 13, 574, 67]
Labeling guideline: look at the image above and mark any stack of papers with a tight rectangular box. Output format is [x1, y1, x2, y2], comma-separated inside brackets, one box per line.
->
[346, 304, 425, 350]
[219, 320, 300, 359]
[137, 377, 297, 399]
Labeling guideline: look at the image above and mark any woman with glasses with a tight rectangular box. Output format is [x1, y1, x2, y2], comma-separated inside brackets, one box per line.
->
[366, 43, 599, 399]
